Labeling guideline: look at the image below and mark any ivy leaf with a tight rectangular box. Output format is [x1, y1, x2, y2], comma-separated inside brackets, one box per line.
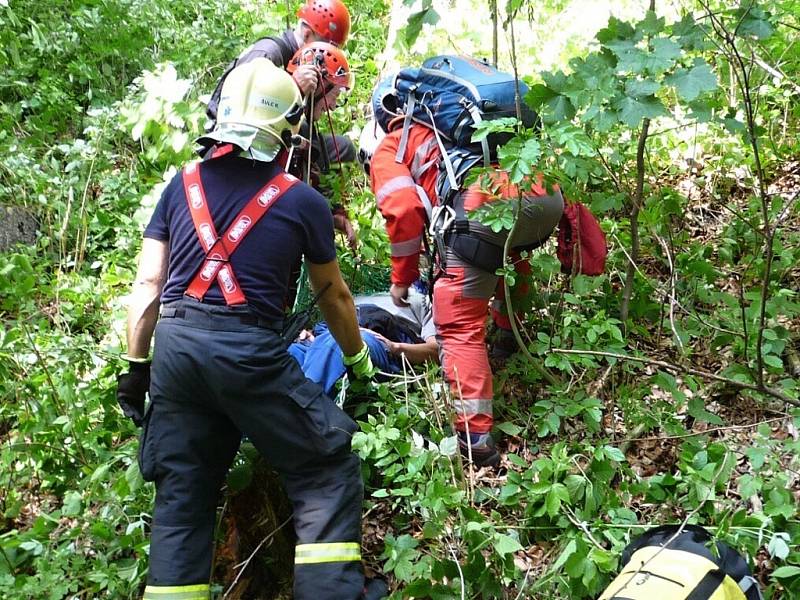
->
[625, 78, 660, 98]
[666, 60, 718, 101]
[615, 95, 666, 127]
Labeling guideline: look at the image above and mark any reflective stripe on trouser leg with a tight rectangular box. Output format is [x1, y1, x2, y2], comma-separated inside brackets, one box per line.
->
[433, 265, 495, 433]
[295, 542, 361, 564]
[283, 452, 365, 599]
[143, 584, 210, 600]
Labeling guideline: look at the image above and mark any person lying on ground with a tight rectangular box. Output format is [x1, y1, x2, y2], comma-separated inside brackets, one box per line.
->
[288, 289, 438, 398]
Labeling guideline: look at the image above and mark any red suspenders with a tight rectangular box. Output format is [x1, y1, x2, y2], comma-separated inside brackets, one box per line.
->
[181, 159, 299, 305]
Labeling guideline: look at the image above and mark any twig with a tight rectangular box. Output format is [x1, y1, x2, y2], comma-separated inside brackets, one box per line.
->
[224, 513, 293, 597]
[513, 565, 533, 600]
[617, 416, 787, 444]
[448, 543, 467, 600]
[655, 234, 683, 353]
[563, 505, 604, 551]
[549, 348, 799, 406]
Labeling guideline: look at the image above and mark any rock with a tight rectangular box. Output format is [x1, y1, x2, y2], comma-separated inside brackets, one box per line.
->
[0, 205, 38, 252]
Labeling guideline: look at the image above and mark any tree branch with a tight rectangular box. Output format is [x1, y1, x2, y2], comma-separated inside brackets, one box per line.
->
[549, 348, 799, 406]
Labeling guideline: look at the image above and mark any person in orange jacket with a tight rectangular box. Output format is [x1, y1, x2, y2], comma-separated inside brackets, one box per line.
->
[368, 122, 563, 467]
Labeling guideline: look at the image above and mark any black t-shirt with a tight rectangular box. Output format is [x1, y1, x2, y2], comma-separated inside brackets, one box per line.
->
[144, 154, 335, 320]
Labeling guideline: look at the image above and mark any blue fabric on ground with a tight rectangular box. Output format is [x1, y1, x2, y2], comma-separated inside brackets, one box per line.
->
[289, 323, 398, 397]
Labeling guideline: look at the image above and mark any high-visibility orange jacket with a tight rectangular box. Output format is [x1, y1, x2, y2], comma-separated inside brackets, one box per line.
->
[370, 126, 440, 286]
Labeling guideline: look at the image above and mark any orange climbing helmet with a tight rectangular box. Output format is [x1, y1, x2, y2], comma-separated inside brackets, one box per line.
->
[297, 0, 351, 47]
[287, 42, 354, 93]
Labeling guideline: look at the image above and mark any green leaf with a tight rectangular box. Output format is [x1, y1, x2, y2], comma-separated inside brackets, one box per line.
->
[403, 7, 439, 46]
[768, 533, 790, 560]
[62, 491, 82, 517]
[772, 566, 800, 579]
[646, 38, 682, 71]
[493, 533, 523, 555]
[371, 488, 389, 498]
[737, 8, 774, 40]
[552, 539, 577, 571]
[545, 412, 560, 434]
[226, 462, 252, 492]
[596, 17, 636, 44]
[439, 435, 458, 456]
[545, 488, 562, 516]
[636, 11, 665, 36]
[525, 84, 557, 110]
[625, 78, 660, 98]
[615, 95, 666, 126]
[496, 422, 522, 436]
[603, 445, 625, 462]
[687, 397, 724, 425]
[665, 60, 718, 102]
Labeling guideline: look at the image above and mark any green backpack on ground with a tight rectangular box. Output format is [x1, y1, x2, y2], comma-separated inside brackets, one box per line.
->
[598, 525, 763, 600]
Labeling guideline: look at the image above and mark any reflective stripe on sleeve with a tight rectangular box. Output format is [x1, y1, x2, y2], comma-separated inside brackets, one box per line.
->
[295, 542, 361, 565]
[376, 175, 416, 207]
[143, 584, 210, 600]
[391, 236, 423, 257]
[453, 398, 493, 416]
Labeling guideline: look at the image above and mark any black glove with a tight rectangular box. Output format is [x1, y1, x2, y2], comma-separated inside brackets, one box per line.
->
[116, 361, 151, 426]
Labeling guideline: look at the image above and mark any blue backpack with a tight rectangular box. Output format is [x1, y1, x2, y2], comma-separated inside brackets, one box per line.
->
[374, 55, 538, 192]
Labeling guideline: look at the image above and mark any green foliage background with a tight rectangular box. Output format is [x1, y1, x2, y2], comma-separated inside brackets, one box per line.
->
[0, 0, 798, 598]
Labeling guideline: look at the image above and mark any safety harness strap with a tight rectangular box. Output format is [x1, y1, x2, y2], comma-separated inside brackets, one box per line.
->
[182, 161, 299, 305]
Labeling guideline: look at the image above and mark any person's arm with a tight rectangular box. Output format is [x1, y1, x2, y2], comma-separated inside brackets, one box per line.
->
[306, 259, 363, 357]
[370, 130, 430, 292]
[126, 238, 168, 359]
[388, 336, 439, 365]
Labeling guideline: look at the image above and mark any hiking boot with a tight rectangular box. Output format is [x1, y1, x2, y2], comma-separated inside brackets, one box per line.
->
[362, 576, 389, 600]
[458, 432, 501, 468]
[489, 327, 518, 360]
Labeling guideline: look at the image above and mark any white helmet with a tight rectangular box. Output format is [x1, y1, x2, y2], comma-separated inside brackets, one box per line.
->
[357, 118, 386, 176]
[198, 58, 305, 162]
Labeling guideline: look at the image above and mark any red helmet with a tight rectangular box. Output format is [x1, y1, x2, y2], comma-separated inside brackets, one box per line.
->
[287, 42, 354, 92]
[297, 0, 351, 47]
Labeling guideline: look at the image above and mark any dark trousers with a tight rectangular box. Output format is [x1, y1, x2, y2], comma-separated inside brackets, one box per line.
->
[139, 301, 364, 599]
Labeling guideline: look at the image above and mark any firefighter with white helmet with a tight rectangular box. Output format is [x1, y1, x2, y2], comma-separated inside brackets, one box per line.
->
[117, 59, 380, 600]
